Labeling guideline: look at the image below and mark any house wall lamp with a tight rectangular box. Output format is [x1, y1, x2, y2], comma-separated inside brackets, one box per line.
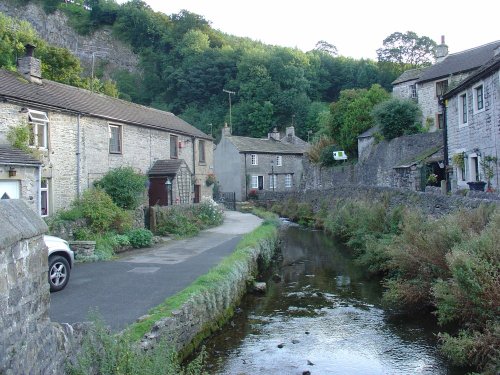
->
[9, 166, 17, 177]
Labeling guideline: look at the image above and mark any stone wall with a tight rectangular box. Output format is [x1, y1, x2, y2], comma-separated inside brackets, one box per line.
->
[139, 228, 278, 353]
[257, 185, 500, 217]
[302, 131, 443, 191]
[0, 2, 139, 77]
[0, 200, 79, 374]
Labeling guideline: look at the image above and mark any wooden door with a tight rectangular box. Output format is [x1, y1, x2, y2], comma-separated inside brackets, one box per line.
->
[149, 177, 168, 206]
[194, 184, 201, 203]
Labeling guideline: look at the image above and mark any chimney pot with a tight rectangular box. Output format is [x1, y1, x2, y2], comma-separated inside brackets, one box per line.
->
[25, 44, 36, 57]
[441, 35, 445, 45]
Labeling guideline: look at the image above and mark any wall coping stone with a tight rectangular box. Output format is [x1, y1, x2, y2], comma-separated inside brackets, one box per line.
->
[0, 200, 48, 249]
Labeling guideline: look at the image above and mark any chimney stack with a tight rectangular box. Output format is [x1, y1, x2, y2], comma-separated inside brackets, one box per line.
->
[268, 127, 280, 141]
[17, 44, 42, 84]
[435, 35, 449, 63]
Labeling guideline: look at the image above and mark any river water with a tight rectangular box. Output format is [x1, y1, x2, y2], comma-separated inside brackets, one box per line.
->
[200, 225, 466, 375]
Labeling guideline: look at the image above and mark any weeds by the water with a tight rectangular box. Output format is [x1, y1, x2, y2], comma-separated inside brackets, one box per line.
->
[67, 314, 207, 375]
[271, 198, 499, 373]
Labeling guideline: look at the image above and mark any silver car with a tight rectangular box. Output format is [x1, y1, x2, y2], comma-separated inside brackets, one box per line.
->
[44, 235, 75, 292]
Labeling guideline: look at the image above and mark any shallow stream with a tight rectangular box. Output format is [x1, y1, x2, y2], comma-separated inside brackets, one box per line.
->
[200, 225, 466, 374]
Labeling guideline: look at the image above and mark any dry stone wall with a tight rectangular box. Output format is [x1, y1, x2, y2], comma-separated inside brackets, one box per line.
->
[0, 200, 80, 374]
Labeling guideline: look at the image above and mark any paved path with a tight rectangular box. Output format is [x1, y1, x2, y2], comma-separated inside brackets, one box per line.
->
[49, 211, 262, 331]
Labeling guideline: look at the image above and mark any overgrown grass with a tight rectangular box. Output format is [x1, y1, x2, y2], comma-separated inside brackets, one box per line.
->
[271, 197, 499, 373]
[125, 221, 278, 342]
[67, 313, 207, 375]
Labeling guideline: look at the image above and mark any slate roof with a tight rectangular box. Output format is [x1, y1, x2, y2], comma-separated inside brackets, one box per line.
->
[444, 53, 500, 99]
[0, 145, 42, 166]
[0, 69, 211, 140]
[417, 41, 500, 84]
[148, 159, 183, 176]
[227, 135, 305, 154]
[392, 68, 425, 85]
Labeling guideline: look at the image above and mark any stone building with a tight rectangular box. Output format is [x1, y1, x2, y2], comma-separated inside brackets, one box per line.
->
[443, 52, 500, 191]
[214, 125, 306, 201]
[0, 46, 213, 216]
[393, 39, 500, 132]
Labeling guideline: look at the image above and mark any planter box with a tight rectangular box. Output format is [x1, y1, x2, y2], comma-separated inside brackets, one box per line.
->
[467, 181, 486, 191]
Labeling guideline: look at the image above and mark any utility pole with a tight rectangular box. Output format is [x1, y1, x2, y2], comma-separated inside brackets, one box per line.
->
[223, 89, 235, 127]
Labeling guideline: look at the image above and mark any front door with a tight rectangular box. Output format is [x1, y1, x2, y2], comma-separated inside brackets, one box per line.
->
[194, 184, 201, 203]
[258, 176, 264, 190]
[148, 177, 168, 206]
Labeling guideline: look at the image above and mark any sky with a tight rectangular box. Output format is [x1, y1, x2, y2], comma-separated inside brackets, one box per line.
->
[118, 0, 500, 60]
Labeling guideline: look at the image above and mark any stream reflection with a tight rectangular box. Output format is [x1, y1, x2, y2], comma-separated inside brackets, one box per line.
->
[201, 225, 465, 375]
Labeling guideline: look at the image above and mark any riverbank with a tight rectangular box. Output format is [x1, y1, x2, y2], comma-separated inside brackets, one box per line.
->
[268, 196, 499, 374]
[68, 210, 280, 374]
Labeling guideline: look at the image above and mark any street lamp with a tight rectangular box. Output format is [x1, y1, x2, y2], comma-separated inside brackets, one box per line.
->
[165, 178, 173, 205]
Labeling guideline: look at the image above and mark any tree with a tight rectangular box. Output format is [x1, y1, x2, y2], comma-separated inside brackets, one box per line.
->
[327, 84, 390, 156]
[372, 98, 422, 140]
[314, 40, 338, 56]
[376, 31, 437, 73]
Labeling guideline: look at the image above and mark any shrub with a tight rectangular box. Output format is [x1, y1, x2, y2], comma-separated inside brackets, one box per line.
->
[94, 166, 147, 210]
[77, 188, 129, 233]
[127, 228, 153, 248]
[372, 98, 422, 140]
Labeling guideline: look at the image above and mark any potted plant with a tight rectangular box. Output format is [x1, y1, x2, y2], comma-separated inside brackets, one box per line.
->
[205, 173, 216, 187]
[480, 156, 498, 192]
[451, 152, 465, 170]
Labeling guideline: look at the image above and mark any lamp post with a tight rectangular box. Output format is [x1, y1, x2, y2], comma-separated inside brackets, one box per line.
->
[223, 89, 235, 127]
[165, 178, 173, 205]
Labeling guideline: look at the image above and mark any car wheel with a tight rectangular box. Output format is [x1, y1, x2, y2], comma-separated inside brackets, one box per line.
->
[48, 255, 70, 292]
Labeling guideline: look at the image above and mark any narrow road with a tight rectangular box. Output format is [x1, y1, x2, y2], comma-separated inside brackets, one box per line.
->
[49, 211, 262, 331]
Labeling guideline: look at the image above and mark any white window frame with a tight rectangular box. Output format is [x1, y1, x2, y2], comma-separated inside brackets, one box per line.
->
[27, 109, 48, 149]
[276, 155, 282, 167]
[269, 174, 277, 189]
[40, 178, 49, 217]
[473, 82, 485, 114]
[251, 175, 258, 189]
[458, 92, 468, 127]
[251, 154, 258, 166]
[410, 84, 417, 99]
[285, 174, 292, 188]
[109, 124, 122, 154]
[198, 140, 206, 163]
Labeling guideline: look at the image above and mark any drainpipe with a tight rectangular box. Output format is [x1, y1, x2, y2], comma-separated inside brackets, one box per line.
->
[244, 153, 248, 199]
[192, 136, 196, 200]
[76, 114, 81, 198]
[439, 97, 450, 192]
[38, 165, 42, 215]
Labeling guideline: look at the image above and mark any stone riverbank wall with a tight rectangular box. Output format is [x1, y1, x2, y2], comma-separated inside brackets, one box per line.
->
[257, 186, 500, 217]
[139, 227, 279, 355]
[0, 200, 83, 374]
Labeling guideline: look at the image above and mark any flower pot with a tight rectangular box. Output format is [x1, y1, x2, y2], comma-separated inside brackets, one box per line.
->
[467, 181, 486, 191]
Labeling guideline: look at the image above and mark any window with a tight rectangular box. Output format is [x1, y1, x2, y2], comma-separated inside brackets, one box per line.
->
[251, 175, 258, 189]
[436, 80, 448, 97]
[410, 84, 417, 99]
[28, 109, 48, 149]
[170, 135, 178, 158]
[459, 93, 468, 125]
[40, 178, 49, 216]
[437, 113, 444, 130]
[473, 83, 484, 113]
[251, 154, 258, 165]
[198, 140, 206, 163]
[109, 124, 122, 154]
[285, 174, 292, 188]
[269, 174, 277, 189]
[276, 155, 282, 166]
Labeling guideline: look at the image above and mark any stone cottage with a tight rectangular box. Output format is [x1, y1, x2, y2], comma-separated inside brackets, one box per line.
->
[0, 46, 213, 216]
[393, 38, 500, 132]
[443, 51, 500, 192]
[214, 125, 306, 201]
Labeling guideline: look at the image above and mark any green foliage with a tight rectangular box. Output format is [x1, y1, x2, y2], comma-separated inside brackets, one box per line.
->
[326, 84, 390, 156]
[68, 313, 207, 375]
[306, 136, 337, 164]
[94, 167, 147, 210]
[376, 31, 437, 74]
[6, 122, 31, 152]
[155, 201, 224, 238]
[372, 98, 422, 140]
[126, 228, 153, 248]
[77, 187, 131, 233]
